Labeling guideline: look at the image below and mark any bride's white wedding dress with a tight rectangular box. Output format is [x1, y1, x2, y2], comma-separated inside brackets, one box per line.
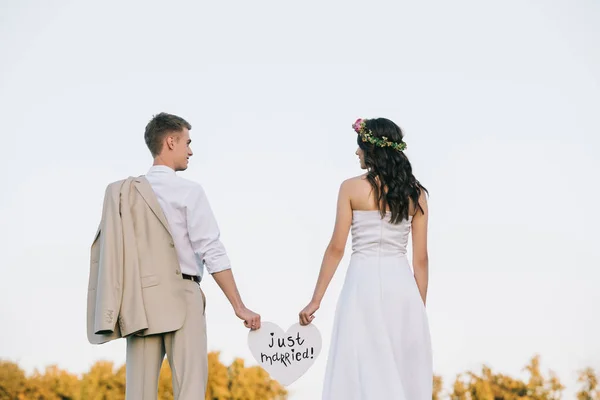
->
[322, 210, 432, 399]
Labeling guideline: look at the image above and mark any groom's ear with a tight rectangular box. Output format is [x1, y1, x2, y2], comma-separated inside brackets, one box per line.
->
[165, 134, 177, 151]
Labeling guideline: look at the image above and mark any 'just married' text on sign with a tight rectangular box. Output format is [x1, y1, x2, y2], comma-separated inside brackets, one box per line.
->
[248, 322, 322, 386]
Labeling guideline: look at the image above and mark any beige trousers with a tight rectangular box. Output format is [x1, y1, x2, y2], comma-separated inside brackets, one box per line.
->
[125, 280, 207, 400]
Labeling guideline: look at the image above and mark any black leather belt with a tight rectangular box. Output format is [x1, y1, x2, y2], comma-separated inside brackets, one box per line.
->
[182, 273, 200, 283]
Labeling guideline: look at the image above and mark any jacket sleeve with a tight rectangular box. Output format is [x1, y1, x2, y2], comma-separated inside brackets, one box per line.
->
[93, 182, 125, 334]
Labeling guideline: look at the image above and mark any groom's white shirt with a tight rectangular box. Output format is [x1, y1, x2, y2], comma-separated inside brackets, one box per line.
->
[145, 165, 231, 279]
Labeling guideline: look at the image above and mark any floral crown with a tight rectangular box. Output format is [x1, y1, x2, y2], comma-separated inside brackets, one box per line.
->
[352, 118, 407, 152]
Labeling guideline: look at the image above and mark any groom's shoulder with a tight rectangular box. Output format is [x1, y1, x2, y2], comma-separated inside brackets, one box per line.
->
[102, 176, 144, 198]
[105, 175, 143, 190]
[104, 178, 127, 193]
[174, 175, 206, 196]
[176, 175, 202, 189]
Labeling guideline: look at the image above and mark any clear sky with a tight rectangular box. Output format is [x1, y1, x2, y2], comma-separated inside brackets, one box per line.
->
[1, 0, 598, 398]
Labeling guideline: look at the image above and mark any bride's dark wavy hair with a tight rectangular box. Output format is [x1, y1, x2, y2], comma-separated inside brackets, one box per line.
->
[357, 118, 428, 224]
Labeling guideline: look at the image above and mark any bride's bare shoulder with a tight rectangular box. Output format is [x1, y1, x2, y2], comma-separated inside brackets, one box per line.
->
[340, 174, 372, 197]
[342, 174, 368, 185]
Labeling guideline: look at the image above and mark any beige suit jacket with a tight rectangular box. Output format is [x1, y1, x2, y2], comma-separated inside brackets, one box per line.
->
[87, 176, 188, 344]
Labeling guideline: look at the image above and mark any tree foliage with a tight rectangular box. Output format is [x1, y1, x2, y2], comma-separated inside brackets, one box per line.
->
[0, 354, 597, 399]
[0, 352, 286, 400]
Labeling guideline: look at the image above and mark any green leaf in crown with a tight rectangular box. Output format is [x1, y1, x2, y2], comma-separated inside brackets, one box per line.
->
[352, 118, 407, 152]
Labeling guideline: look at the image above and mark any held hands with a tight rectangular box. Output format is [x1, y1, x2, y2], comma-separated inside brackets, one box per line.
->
[299, 300, 320, 326]
[235, 306, 261, 330]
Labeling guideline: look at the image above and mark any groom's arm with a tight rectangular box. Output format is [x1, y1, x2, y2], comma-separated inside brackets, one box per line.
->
[211, 269, 244, 311]
[185, 183, 261, 329]
[212, 269, 261, 329]
[185, 184, 231, 275]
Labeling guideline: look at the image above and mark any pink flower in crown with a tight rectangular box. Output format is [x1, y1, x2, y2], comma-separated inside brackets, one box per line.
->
[352, 118, 364, 133]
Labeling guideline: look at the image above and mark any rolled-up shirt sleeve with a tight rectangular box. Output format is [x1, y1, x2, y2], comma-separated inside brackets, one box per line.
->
[185, 184, 231, 274]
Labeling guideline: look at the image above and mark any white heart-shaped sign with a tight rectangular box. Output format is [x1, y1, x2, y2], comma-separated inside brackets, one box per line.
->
[247, 321, 322, 386]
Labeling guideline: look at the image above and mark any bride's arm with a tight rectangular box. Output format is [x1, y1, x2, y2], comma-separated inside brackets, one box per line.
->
[411, 190, 429, 306]
[299, 180, 353, 325]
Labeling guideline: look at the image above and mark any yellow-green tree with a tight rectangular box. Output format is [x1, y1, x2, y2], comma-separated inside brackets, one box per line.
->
[228, 358, 287, 400]
[79, 361, 126, 400]
[450, 355, 565, 400]
[206, 351, 232, 400]
[433, 375, 444, 400]
[2, 353, 597, 400]
[451, 374, 469, 400]
[158, 359, 174, 400]
[577, 367, 600, 400]
[156, 352, 287, 400]
[26, 365, 80, 400]
[0, 361, 28, 400]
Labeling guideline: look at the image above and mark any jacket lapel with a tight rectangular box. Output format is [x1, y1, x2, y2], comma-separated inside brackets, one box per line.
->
[133, 177, 172, 236]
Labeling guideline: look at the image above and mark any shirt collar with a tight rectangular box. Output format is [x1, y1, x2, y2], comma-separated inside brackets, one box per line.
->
[147, 165, 176, 175]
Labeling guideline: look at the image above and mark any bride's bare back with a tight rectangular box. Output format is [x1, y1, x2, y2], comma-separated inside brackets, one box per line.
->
[345, 174, 420, 216]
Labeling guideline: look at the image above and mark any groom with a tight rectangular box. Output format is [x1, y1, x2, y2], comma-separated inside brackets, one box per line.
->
[87, 112, 261, 399]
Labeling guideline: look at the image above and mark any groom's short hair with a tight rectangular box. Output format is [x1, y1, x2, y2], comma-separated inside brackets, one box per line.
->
[144, 112, 192, 157]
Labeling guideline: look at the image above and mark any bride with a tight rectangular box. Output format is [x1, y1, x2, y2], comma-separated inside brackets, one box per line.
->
[299, 117, 432, 399]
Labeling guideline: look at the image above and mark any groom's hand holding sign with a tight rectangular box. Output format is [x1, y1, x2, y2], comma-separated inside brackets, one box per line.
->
[212, 269, 261, 330]
[237, 307, 261, 330]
